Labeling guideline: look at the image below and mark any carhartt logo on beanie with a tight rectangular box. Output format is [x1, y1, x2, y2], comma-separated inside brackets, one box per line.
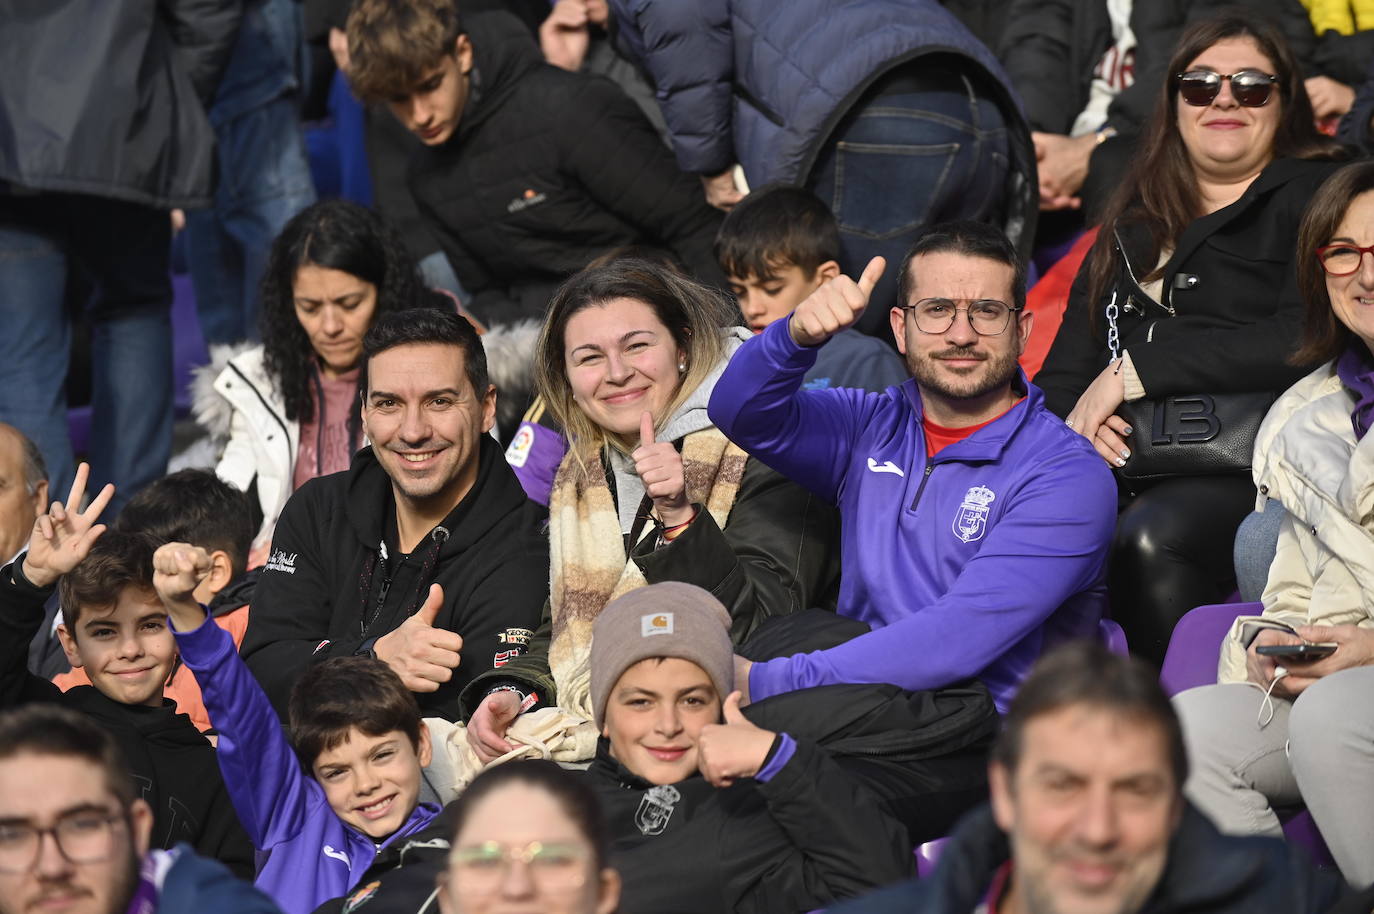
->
[590, 582, 734, 730]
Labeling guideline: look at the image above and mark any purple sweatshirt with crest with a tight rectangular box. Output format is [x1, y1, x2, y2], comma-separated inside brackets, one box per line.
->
[708, 320, 1116, 712]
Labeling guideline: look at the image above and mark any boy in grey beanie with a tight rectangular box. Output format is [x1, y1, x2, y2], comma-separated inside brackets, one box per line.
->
[589, 581, 735, 731]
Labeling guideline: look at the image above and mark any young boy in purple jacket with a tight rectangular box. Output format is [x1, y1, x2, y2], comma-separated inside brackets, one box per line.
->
[150, 542, 440, 914]
[708, 221, 1117, 713]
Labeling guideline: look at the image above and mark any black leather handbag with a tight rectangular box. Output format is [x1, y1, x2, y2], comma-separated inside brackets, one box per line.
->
[1115, 391, 1275, 480]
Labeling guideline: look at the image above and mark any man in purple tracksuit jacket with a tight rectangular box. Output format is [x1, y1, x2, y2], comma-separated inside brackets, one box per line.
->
[708, 222, 1116, 712]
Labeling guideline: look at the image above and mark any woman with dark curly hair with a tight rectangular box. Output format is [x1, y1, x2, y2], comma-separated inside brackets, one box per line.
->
[193, 199, 426, 550]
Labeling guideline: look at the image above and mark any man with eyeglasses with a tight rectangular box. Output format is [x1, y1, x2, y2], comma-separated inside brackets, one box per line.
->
[0, 704, 282, 914]
[710, 220, 1117, 713]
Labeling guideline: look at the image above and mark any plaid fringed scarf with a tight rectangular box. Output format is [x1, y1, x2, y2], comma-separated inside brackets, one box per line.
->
[547, 428, 747, 721]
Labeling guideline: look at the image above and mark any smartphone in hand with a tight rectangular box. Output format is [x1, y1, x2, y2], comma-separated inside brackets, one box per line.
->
[1255, 642, 1338, 661]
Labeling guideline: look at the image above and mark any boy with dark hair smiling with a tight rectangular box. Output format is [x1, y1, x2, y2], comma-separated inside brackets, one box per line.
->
[0, 466, 254, 877]
[717, 186, 906, 393]
[155, 541, 442, 914]
[53, 469, 259, 732]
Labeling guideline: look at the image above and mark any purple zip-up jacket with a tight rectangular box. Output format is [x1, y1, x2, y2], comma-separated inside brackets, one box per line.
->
[174, 619, 439, 914]
[708, 320, 1116, 711]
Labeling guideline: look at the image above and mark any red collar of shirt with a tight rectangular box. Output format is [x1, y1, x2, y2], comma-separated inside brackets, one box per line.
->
[922, 398, 1024, 458]
[982, 860, 1014, 913]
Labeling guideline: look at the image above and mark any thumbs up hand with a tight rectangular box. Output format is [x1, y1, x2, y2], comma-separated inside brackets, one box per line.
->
[632, 411, 693, 528]
[696, 691, 777, 788]
[374, 584, 465, 692]
[787, 256, 886, 347]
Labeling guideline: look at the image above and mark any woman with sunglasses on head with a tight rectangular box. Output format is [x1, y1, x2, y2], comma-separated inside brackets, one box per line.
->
[1035, 13, 1348, 663]
[1173, 161, 1374, 890]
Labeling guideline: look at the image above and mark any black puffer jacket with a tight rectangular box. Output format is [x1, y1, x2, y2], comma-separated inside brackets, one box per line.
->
[593, 681, 998, 914]
[0, 0, 239, 208]
[999, 0, 1317, 138]
[409, 11, 725, 326]
[241, 436, 549, 721]
[828, 802, 1347, 914]
[1036, 157, 1345, 418]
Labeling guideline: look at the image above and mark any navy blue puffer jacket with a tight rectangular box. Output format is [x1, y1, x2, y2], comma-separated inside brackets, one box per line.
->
[609, 0, 1036, 254]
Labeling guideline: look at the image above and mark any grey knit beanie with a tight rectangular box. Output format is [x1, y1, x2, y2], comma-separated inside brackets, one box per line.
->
[590, 582, 735, 730]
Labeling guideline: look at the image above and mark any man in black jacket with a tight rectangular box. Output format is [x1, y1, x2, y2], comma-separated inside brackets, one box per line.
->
[342, 0, 725, 327]
[241, 309, 548, 721]
[829, 641, 1349, 914]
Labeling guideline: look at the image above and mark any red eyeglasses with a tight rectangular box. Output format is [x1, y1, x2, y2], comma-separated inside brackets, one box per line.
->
[1175, 69, 1278, 107]
[1317, 243, 1374, 276]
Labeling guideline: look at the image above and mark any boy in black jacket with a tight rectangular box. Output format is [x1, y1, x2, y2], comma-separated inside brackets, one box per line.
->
[0, 465, 254, 877]
[343, 0, 725, 326]
[49, 469, 260, 733]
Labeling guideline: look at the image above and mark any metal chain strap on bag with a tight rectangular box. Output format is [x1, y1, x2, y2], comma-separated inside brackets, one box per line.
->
[1105, 282, 1273, 481]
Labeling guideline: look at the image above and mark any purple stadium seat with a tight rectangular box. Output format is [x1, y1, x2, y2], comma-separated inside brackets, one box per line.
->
[915, 838, 947, 878]
[1099, 618, 1129, 656]
[1159, 603, 1258, 696]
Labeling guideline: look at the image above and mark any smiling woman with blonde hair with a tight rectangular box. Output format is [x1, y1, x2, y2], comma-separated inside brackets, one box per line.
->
[458, 257, 841, 763]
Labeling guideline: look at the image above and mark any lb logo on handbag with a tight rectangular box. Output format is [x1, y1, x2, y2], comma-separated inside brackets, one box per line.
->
[1143, 394, 1221, 444]
[1115, 392, 1275, 480]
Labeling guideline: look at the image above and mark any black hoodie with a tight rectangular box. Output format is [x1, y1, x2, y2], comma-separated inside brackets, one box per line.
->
[241, 436, 549, 721]
[407, 10, 725, 326]
[0, 565, 255, 879]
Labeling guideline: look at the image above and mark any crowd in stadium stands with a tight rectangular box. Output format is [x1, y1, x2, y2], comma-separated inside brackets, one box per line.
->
[5, 0, 1374, 912]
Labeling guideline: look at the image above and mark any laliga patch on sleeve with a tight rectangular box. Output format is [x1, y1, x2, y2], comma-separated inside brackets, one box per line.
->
[641, 613, 674, 637]
[505, 424, 536, 468]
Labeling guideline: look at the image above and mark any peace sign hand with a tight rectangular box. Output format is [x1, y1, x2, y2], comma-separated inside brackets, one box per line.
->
[21, 463, 114, 589]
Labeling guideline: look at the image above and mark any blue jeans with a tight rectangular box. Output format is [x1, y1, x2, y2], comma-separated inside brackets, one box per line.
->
[0, 193, 173, 513]
[184, 0, 315, 345]
[418, 250, 472, 307]
[809, 64, 1010, 337]
[1234, 498, 1286, 602]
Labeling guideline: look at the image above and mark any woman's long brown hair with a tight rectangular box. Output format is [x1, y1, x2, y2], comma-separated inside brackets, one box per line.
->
[1082, 12, 1344, 314]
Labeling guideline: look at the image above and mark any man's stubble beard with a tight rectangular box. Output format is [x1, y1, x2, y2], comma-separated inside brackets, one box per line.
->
[906, 344, 1021, 403]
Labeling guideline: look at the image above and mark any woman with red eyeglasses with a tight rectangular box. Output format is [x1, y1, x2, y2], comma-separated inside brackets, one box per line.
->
[1035, 13, 1349, 663]
[1173, 160, 1374, 890]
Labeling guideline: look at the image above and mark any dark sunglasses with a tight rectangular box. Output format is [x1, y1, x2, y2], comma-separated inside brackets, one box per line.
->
[1175, 69, 1278, 107]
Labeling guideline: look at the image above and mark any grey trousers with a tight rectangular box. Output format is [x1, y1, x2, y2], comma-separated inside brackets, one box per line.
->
[1174, 668, 1374, 887]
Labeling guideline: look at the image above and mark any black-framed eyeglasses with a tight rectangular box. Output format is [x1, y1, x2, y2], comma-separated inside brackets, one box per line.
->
[898, 298, 1022, 336]
[0, 810, 127, 873]
[1317, 243, 1374, 276]
[1175, 69, 1278, 107]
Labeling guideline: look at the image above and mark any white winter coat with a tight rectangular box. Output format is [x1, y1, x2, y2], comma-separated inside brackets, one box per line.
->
[193, 345, 300, 548]
[1218, 360, 1374, 682]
